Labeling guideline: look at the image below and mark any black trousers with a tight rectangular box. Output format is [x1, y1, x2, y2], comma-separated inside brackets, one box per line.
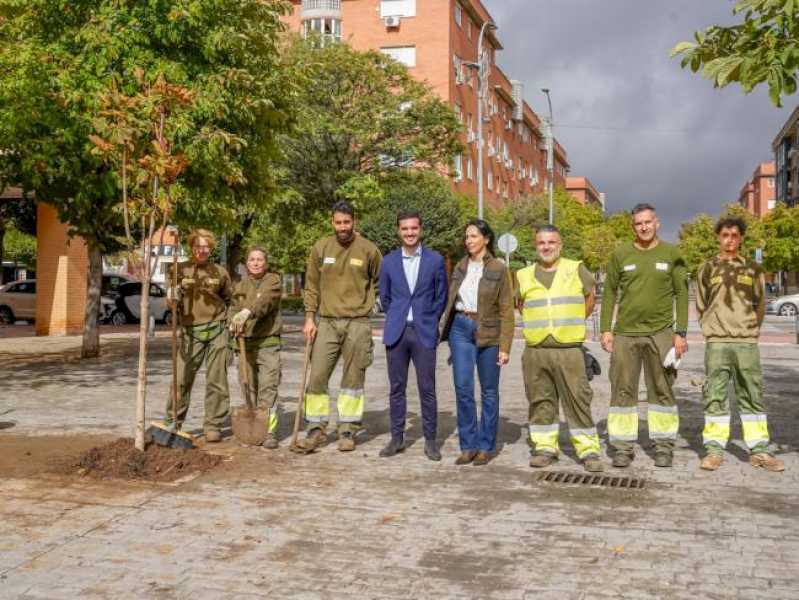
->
[385, 324, 438, 441]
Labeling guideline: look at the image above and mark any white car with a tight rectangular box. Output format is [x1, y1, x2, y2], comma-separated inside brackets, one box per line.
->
[108, 281, 172, 326]
[766, 293, 799, 317]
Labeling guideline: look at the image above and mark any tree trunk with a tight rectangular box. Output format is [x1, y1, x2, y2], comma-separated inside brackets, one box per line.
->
[81, 244, 103, 358]
[225, 213, 254, 279]
[135, 239, 152, 452]
[0, 225, 5, 285]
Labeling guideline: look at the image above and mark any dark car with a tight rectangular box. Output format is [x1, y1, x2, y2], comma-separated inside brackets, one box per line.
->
[108, 281, 172, 326]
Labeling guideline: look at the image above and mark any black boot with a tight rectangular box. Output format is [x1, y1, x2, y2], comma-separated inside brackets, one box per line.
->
[379, 437, 405, 457]
[424, 439, 442, 462]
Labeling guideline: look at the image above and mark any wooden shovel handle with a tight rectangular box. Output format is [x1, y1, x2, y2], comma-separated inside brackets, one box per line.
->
[238, 335, 254, 410]
[290, 338, 313, 448]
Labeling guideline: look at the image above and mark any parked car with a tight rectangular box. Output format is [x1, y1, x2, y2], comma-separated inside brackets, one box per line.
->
[766, 293, 799, 317]
[0, 279, 36, 324]
[102, 273, 134, 298]
[108, 281, 172, 326]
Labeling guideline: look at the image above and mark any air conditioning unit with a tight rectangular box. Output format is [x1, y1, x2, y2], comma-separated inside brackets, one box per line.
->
[384, 15, 401, 28]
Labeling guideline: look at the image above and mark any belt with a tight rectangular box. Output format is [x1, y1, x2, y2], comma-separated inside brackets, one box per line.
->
[457, 311, 478, 321]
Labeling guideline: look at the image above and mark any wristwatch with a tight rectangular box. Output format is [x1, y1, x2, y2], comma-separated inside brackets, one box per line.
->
[675, 330, 687, 338]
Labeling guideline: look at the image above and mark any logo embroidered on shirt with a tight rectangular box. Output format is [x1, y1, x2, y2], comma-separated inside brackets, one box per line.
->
[737, 274, 753, 286]
[655, 262, 669, 271]
[350, 258, 364, 267]
[323, 257, 336, 264]
[710, 275, 722, 285]
[623, 264, 636, 272]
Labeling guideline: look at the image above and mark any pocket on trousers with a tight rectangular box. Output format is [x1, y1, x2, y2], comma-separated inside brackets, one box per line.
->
[358, 336, 374, 370]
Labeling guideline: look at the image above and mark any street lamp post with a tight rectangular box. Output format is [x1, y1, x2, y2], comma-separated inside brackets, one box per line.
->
[470, 21, 495, 220]
[541, 88, 554, 225]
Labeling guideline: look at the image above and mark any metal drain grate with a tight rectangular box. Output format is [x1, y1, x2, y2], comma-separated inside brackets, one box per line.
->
[535, 471, 645, 489]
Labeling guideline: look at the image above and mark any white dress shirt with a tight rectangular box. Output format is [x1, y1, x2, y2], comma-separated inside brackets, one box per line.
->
[455, 260, 484, 312]
[402, 245, 422, 322]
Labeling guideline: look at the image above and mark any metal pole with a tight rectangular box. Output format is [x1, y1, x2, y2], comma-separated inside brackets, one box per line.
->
[476, 21, 494, 221]
[541, 88, 554, 225]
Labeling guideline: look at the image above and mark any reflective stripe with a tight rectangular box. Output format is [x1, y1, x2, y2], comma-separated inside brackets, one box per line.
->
[608, 410, 638, 442]
[571, 427, 601, 458]
[524, 299, 548, 308]
[339, 388, 364, 399]
[523, 320, 550, 329]
[551, 318, 585, 326]
[609, 406, 639, 414]
[550, 296, 585, 306]
[648, 407, 679, 440]
[741, 414, 769, 449]
[304, 393, 329, 424]
[704, 415, 731, 424]
[268, 411, 279, 434]
[529, 423, 560, 433]
[648, 405, 678, 415]
[337, 391, 364, 423]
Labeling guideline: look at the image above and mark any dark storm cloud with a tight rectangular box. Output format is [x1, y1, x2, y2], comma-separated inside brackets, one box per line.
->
[485, 0, 791, 239]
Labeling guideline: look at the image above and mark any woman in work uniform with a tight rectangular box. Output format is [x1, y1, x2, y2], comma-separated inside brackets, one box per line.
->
[165, 229, 232, 442]
[229, 246, 283, 449]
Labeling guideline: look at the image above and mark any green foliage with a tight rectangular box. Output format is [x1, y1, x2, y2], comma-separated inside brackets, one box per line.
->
[582, 213, 635, 272]
[0, 0, 294, 250]
[359, 171, 467, 256]
[672, 0, 799, 106]
[763, 202, 799, 271]
[279, 37, 463, 217]
[2, 225, 36, 268]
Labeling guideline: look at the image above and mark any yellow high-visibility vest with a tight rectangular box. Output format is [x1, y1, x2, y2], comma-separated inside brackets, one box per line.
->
[517, 258, 586, 345]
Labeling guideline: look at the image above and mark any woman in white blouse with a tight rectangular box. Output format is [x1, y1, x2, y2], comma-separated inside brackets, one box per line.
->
[439, 220, 515, 465]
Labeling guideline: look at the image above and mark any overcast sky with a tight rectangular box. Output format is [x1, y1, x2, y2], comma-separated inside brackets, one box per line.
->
[485, 0, 792, 240]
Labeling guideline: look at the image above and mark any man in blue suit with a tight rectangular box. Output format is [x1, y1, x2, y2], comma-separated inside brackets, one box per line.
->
[379, 210, 448, 461]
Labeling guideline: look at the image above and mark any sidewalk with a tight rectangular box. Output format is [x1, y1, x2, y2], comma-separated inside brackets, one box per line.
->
[2, 330, 799, 599]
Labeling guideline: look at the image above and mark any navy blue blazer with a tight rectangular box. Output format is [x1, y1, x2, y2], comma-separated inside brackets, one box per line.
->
[379, 246, 448, 349]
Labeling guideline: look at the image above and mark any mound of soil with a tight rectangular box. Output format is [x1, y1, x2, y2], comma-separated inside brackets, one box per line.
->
[75, 438, 222, 482]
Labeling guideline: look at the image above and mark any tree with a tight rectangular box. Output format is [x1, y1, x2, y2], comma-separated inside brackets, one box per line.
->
[763, 202, 799, 272]
[278, 37, 462, 218]
[678, 214, 718, 275]
[359, 171, 467, 256]
[0, 0, 292, 357]
[0, 197, 36, 283]
[672, 0, 799, 106]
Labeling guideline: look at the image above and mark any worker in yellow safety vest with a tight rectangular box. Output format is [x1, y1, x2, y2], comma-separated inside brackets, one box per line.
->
[516, 225, 604, 472]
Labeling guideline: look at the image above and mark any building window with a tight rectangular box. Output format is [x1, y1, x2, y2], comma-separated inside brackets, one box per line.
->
[487, 171, 493, 190]
[381, 0, 416, 18]
[768, 177, 775, 188]
[454, 3, 463, 27]
[454, 102, 462, 122]
[453, 154, 463, 181]
[381, 45, 416, 67]
[466, 18, 472, 39]
[302, 17, 343, 45]
[768, 199, 776, 209]
[466, 158, 473, 180]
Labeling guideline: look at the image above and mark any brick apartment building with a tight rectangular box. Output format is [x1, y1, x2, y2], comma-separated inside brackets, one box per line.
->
[773, 105, 799, 207]
[286, 0, 571, 209]
[565, 176, 604, 210]
[737, 161, 775, 218]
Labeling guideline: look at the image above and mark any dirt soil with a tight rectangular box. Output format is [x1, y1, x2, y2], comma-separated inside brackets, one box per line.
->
[68, 437, 223, 482]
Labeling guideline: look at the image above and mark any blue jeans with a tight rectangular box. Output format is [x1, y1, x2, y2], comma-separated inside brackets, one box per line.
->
[449, 313, 501, 453]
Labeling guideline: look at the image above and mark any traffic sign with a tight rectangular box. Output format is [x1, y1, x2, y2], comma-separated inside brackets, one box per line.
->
[497, 233, 518, 255]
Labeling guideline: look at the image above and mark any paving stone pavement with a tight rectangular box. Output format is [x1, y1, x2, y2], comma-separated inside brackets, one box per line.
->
[1, 329, 799, 599]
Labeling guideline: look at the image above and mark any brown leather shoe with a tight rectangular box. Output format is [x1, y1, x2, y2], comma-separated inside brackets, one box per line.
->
[295, 428, 326, 452]
[455, 450, 477, 465]
[205, 429, 222, 443]
[700, 454, 723, 471]
[337, 432, 356, 452]
[750, 453, 785, 472]
[529, 453, 556, 468]
[581, 455, 605, 472]
[262, 433, 279, 450]
[472, 451, 492, 466]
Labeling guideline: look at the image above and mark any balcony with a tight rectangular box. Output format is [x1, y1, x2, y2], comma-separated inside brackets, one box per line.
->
[301, 0, 341, 19]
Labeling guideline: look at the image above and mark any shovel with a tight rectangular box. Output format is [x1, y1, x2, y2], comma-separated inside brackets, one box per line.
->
[289, 338, 313, 453]
[231, 336, 269, 446]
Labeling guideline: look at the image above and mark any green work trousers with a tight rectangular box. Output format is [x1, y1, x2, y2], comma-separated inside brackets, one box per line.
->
[607, 328, 678, 455]
[166, 323, 230, 432]
[522, 346, 601, 460]
[703, 342, 770, 455]
[238, 339, 281, 434]
[304, 317, 374, 434]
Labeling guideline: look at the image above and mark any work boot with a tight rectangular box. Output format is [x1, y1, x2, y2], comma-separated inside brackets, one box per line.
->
[379, 437, 405, 458]
[455, 450, 477, 465]
[205, 429, 222, 443]
[700, 454, 723, 471]
[750, 453, 785, 472]
[262, 433, 279, 450]
[654, 452, 673, 468]
[529, 453, 557, 468]
[472, 451, 492, 466]
[581, 454, 605, 472]
[337, 432, 356, 452]
[612, 452, 633, 468]
[296, 427, 326, 452]
[424, 440, 442, 462]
